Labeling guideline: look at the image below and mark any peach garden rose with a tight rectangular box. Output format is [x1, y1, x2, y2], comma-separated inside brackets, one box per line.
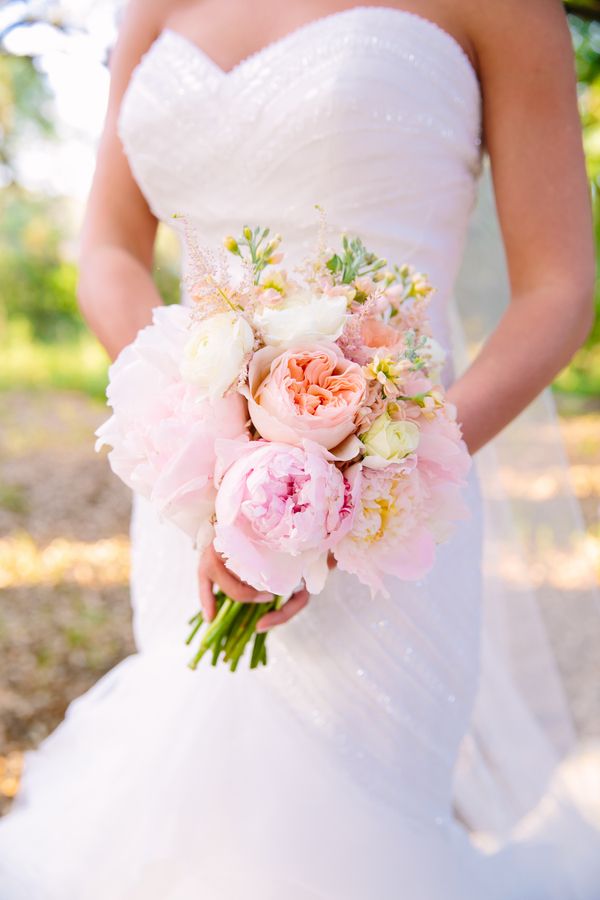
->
[244, 341, 366, 451]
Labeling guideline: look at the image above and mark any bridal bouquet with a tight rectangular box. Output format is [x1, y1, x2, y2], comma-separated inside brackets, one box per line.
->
[95, 223, 471, 670]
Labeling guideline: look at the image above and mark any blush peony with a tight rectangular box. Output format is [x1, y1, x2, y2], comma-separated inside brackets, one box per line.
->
[333, 452, 469, 598]
[333, 462, 435, 597]
[95, 304, 249, 549]
[213, 437, 360, 595]
[243, 341, 366, 451]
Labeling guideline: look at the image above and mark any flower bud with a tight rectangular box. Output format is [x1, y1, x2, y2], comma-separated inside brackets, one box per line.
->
[223, 236, 239, 253]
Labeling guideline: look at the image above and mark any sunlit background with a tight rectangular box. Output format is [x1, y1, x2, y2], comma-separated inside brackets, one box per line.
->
[0, 1, 599, 811]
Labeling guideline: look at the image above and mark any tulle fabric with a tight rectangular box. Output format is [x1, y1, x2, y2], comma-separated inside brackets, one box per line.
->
[1, 485, 598, 900]
[451, 164, 600, 844]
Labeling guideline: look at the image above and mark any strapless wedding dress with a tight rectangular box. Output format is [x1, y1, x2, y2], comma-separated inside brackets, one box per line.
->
[1, 8, 599, 899]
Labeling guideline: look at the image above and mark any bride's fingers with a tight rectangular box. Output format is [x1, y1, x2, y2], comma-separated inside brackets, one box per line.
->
[255, 586, 310, 633]
[198, 570, 217, 622]
[209, 555, 272, 604]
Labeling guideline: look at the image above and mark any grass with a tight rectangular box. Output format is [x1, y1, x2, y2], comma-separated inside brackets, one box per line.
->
[0, 320, 109, 400]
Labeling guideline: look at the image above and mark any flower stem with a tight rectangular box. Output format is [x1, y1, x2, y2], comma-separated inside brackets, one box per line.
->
[250, 631, 267, 669]
[185, 613, 204, 646]
[186, 594, 282, 671]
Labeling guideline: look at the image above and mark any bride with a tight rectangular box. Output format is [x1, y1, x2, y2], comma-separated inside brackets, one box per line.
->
[1, 1, 599, 897]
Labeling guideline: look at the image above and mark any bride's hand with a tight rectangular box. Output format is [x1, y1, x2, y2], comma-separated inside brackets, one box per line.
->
[198, 547, 337, 630]
[198, 545, 313, 631]
[197, 543, 274, 622]
[254, 552, 337, 633]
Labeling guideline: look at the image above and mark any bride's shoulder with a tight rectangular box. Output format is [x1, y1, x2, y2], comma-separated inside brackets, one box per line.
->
[108, 0, 193, 100]
[112, 0, 196, 62]
[463, 0, 574, 69]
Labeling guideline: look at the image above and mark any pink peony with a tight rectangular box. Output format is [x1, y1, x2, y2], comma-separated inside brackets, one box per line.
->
[213, 437, 361, 595]
[334, 447, 470, 597]
[95, 304, 249, 549]
[243, 341, 366, 451]
[413, 411, 472, 485]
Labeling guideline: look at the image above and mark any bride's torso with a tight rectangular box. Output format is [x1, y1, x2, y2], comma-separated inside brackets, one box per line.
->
[118, 6, 483, 355]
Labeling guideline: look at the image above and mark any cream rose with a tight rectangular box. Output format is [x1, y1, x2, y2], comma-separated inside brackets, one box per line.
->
[179, 312, 254, 400]
[253, 289, 347, 347]
[361, 412, 420, 468]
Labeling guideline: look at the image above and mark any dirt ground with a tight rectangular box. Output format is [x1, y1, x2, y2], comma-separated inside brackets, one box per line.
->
[0, 388, 598, 815]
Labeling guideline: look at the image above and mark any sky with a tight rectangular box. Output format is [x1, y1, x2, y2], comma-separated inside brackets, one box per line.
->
[1, 0, 122, 200]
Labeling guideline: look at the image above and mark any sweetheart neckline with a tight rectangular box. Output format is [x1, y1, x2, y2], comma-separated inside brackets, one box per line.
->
[160, 5, 480, 92]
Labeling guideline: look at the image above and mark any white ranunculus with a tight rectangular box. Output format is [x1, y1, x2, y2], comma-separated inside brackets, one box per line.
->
[180, 312, 254, 400]
[361, 413, 420, 467]
[253, 289, 347, 346]
[421, 336, 446, 381]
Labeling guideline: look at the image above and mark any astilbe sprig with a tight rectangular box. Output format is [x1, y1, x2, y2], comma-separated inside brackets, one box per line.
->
[174, 216, 256, 324]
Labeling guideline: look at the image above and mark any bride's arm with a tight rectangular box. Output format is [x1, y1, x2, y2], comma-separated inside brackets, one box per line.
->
[447, 0, 595, 454]
[81, 0, 281, 619]
[77, 0, 174, 361]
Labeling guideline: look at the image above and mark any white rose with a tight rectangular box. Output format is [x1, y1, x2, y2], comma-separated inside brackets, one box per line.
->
[253, 289, 347, 346]
[421, 336, 446, 381]
[180, 312, 254, 400]
[361, 413, 420, 468]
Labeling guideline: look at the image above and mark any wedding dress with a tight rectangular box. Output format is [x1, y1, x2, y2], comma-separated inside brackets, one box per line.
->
[1, 7, 599, 898]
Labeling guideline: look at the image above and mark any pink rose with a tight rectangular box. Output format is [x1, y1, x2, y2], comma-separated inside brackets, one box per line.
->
[361, 317, 402, 352]
[400, 372, 433, 396]
[243, 341, 366, 451]
[213, 438, 361, 595]
[95, 305, 249, 549]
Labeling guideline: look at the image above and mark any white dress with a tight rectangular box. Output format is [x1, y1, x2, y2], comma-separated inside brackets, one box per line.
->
[1, 8, 599, 899]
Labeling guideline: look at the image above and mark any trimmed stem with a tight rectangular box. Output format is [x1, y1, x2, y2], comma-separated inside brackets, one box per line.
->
[186, 594, 282, 671]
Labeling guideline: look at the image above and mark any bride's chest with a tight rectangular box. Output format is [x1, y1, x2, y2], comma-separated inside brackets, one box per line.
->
[117, 10, 482, 225]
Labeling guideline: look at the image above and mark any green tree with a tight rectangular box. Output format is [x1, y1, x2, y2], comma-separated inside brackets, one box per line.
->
[0, 52, 54, 185]
[566, 1, 600, 19]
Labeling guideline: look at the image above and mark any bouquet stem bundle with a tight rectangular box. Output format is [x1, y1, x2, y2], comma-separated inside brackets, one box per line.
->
[186, 591, 283, 671]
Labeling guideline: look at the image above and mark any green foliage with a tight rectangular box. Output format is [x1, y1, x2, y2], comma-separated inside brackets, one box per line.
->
[0, 53, 54, 180]
[0, 189, 82, 340]
[566, 1, 600, 21]
[0, 320, 109, 398]
[571, 18, 600, 351]
[0, 186, 181, 346]
[326, 234, 386, 286]
[153, 257, 182, 307]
